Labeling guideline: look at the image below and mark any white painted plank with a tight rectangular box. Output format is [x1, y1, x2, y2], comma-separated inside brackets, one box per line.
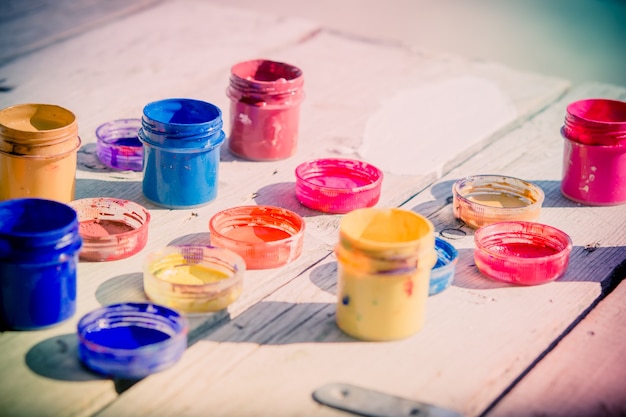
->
[487, 278, 626, 417]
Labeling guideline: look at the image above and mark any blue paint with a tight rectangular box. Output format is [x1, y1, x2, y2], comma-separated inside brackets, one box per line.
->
[342, 295, 350, 305]
[0, 198, 82, 330]
[429, 237, 459, 296]
[139, 98, 225, 208]
[78, 302, 188, 379]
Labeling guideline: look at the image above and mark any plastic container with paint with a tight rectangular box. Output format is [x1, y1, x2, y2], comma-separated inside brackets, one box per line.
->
[227, 59, 304, 161]
[144, 245, 245, 313]
[335, 208, 437, 341]
[474, 221, 572, 285]
[0, 198, 82, 330]
[560, 98, 626, 205]
[209, 205, 305, 270]
[429, 237, 459, 296]
[69, 198, 150, 262]
[77, 302, 188, 379]
[0, 103, 81, 203]
[138, 98, 225, 209]
[295, 158, 383, 213]
[452, 174, 544, 229]
[96, 118, 143, 171]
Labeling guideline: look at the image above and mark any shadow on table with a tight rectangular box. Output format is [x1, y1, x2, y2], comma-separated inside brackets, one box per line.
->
[25, 333, 141, 393]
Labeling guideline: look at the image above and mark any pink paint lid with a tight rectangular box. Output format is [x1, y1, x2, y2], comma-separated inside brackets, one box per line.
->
[69, 198, 150, 262]
[474, 221, 572, 285]
[208, 205, 305, 270]
[295, 158, 383, 213]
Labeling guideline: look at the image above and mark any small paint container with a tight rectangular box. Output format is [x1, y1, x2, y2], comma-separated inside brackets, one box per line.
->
[143, 245, 245, 313]
[335, 208, 437, 341]
[77, 302, 188, 379]
[227, 59, 304, 161]
[209, 205, 305, 270]
[474, 221, 572, 285]
[429, 237, 459, 296]
[96, 118, 143, 171]
[139, 98, 226, 209]
[452, 175, 544, 229]
[0, 103, 81, 203]
[69, 198, 150, 262]
[561, 98, 626, 205]
[0, 198, 82, 330]
[295, 158, 383, 213]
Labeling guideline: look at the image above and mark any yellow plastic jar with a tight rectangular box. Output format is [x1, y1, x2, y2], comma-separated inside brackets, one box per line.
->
[335, 208, 436, 341]
[0, 104, 81, 203]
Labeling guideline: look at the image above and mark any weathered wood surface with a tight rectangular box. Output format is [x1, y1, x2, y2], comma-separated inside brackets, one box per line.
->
[2, 1, 624, 417]
[91, 84, 626, 417]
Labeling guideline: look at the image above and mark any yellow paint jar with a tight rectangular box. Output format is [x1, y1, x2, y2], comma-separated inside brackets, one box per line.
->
[335, 208, 436, 341]
[0, 104, 81, 203]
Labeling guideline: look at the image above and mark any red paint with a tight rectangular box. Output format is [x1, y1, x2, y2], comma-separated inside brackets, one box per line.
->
[227, 59, 304, 161]
[222, 225, 291, 243]
[403, 279, 414, 296]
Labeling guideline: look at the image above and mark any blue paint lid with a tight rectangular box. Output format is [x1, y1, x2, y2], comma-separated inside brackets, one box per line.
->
[77, 302, 188, 379]
[429, 237, 459, 296]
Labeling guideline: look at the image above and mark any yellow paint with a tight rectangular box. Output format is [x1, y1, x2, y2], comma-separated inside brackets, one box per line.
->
[467, 192, 527, 208]
[0, 104, 79, 203]
[144, 252, 243, 313]
[335, 208, 436, 341]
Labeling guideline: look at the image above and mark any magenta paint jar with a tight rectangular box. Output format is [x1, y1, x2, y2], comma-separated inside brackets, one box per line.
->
[227, 59, 304, 161]
[561, 98, 626, 205]
[96, 119, 143, 171]
[0, 198, 82, 330]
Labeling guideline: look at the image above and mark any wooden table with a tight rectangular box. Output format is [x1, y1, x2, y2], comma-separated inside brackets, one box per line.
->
[1, 1, 625, 416]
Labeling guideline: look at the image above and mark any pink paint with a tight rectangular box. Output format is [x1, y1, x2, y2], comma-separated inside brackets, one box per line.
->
[295, 158, 382, 213]
[474, 221, 572, 285]
[227, 59, 304, 161]
[222, 225, 291, 243]
[79, 219, 135, 238]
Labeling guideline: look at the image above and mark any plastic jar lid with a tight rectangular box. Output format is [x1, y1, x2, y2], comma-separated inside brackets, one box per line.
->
[429, 237, 459, 296]
[452, 175, 544, 229]
[295, 158, 383, 213]
[144, 245, 245, 313]
[77, 302, 188, 379]
[96, 119, 143, 171]
[69, 198, 150, 262]
[209, 205, 305, 270]
[474, 221, 572, 285]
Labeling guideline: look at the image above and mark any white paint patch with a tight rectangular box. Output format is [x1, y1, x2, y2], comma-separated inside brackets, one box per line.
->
[359, 76, 517, 177]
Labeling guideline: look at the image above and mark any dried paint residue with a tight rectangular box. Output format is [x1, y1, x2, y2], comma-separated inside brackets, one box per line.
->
[79, 219, 135, 237]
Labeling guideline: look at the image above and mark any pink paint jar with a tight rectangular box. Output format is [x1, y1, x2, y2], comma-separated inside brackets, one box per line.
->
[561, 98, 626, 205]
[209, 205, 305, 270]
[295, 158, 383, 213]
[70, 198, 150, 262]
[227, 59, 304, 161]
[474, 221, 572, 285]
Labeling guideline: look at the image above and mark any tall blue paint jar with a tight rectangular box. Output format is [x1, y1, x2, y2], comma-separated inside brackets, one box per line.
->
[0, 198, 82, 330]
[139, 98, 226, 209]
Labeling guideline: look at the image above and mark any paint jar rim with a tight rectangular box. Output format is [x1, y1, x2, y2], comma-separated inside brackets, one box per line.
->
[69, 198, 150, 262]
[0, 103, 78, 147]
[96, 118, 143, 171]
[229, 59, 304, 98]
[209, 205, 305, 270]
[143, 245, 245, 314]
[474, 221, 572, 285]
[77, 302, 188, 379]
[452, 174, 545, 229]
[429, 237, 459, 296]
[295, 158, 383, 213]
[0, 198, 82, 262]
[139, 98, 225, 148]
[338, 208, 435, 259]
[562, 98, 626, 146]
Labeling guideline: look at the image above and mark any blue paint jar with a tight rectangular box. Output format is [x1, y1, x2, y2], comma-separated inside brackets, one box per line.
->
[77, 302, 188, 379]
[0, 198, 82, 330]
[139, 98, 226, 209]
[429, 237, 459, 296]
